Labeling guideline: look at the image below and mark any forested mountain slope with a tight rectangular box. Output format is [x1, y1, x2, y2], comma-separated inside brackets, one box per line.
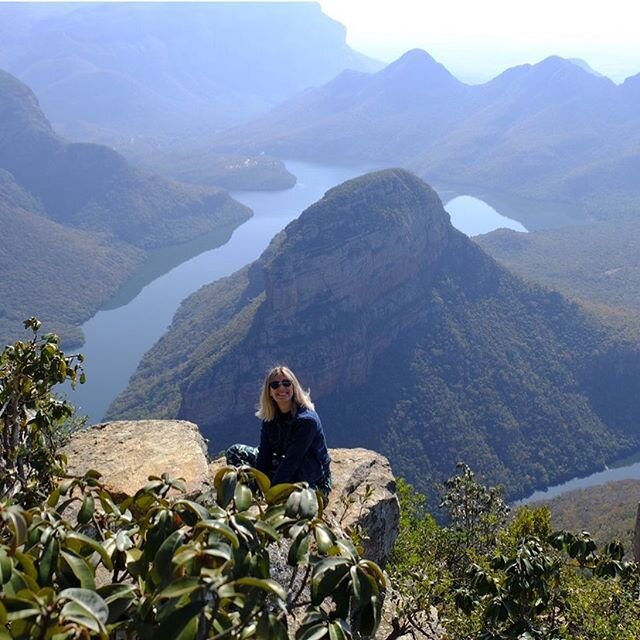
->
[476, 221, 640, 338]
[0, 70, 249, 345]
[109, 170, 640, 500]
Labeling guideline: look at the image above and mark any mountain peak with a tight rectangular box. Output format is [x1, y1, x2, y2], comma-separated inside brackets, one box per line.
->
[0, 69, 56, 138]
[258, 169, 452, 318]
[377, 48, 461, 89]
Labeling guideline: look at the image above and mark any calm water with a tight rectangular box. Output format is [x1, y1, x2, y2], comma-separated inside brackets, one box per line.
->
[444, 195, 527, 236]
[524, 455, 640, 503]
[68, 164, 527, 425]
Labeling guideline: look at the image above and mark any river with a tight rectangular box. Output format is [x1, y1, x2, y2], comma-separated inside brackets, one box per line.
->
[524, 453, 640, 503]
[70, 161, 380, 423]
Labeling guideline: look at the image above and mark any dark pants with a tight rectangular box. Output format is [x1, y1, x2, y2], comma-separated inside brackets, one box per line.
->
[226, 443, 332, 497]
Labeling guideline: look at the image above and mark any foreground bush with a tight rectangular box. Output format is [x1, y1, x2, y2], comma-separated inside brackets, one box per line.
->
[0, 467, 385, 639]
[388, 467, 640, 640]
[0, 318, 84, 507]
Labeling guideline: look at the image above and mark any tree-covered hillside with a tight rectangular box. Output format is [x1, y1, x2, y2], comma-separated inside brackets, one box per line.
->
[475, 220, 640, 338]
[532, 478, 640, 554]
[109, 169, 640, 501]
[0, 70, 250, 345]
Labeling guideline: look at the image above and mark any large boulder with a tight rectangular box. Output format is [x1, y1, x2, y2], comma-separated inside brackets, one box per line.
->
[61, 420, 209, 498]
[325, 447, 400, 566]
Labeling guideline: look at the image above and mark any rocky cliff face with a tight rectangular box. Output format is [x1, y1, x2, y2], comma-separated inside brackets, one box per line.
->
[177, 169, 453, 429]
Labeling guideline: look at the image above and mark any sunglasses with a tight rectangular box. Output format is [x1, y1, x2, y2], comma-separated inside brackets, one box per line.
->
[269, 379, 292, 389]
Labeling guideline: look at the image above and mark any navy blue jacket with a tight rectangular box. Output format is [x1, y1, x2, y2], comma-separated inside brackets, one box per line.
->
[255, 407, 331, 486]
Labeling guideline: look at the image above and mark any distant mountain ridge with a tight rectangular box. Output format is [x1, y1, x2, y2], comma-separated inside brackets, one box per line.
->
[109, 169, 640, 500]
[0, 2, 381, 146]
[0, 69, 249, 345]
[214, 50, 640, 226]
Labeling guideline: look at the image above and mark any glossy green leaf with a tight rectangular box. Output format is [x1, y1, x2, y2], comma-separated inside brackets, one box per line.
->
[150, 530, 184, 586]
[157, 601, 207, 640]
[219, 471, 238, 508]
[313, 524, 336, 555]
[235, 577, 287, 601]
[60, 588, 109, 637]
[174, 500, 210, 523]
[250, 468, 271, 495]
[213, 466, 238, 489]
[234, 483, 253, 512]
[77, 494, 95, 524]
[156, 576, 201, 600]
[298, 488, 319, 520]
[311, 558, 351, 605]
[195, 520, 239, 548]
[61, 601, 106, 636]
[358, 594, 381, 638]
[255, 520, 280, 542]
[0, 550, 13, 584]
[296, 623, 328, 640]
[97, 582, 137, 605]
[14, 552, 37, 580]
[66, 532, 113, 570]
[61, 551, 96, 590]
[358, 559, 386, 589]
[47, 487, 61, 508]
[6, 509, 28, 548]
[265, 483, 297, 505]
[288, 527, 310, 566]
[328, 620, 350, 640]
[38, 537, 60, 584]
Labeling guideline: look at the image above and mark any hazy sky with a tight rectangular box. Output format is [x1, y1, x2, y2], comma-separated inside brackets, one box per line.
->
[317, 0, 640, 82]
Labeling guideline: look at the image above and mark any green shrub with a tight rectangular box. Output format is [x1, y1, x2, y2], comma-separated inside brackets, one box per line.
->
[0, 318, 84, 506]
[0, 466, 385, 639]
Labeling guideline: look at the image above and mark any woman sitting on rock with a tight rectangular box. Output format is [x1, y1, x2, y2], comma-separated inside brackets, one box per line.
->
[226, 365, 332, 497]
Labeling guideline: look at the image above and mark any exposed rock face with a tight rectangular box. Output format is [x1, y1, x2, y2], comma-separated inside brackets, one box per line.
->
[62, 420, 210, 498]
[177, 169, 452, 436]
[326, 448, 399, 566]
[64, 421, 401, 567]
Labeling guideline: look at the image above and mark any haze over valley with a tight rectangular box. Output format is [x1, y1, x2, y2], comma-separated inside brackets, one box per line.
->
[3, 1, 640, 515]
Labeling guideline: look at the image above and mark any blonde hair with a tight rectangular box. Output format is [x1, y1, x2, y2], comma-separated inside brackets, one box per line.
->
[255, 365, 315, 421]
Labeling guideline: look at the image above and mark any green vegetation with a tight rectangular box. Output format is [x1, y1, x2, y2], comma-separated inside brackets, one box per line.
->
[110, 169, 640, 503]
[3, 326, 640, 639]
[532, 479, 640, 554]
[0, 70, 251, 347]
[143, 152, 297, 191]
[0, 175, 143, 346]
[0, 326, 384, 639]
[0, 318, 84, 507]
[476, 220, 640, 338]
[387, 468, 640, 639]
[0, 469, 385, 639]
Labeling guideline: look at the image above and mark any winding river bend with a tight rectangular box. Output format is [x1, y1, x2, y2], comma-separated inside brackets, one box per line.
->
[70, 161, 525, 430]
